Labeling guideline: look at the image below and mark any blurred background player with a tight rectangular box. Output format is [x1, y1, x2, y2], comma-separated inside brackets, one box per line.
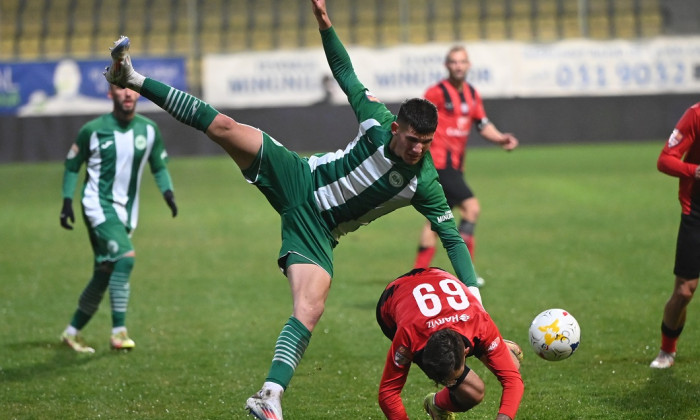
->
[103, 0, 479, 417]
[414, 46, 518, 286]
[650, 102, 700, 369]
[59, 83, 178, 353]
[376, 267, 523, 420]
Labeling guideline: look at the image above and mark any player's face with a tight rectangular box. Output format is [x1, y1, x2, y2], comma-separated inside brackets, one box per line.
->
[441, 364, 466, 387]
[108, 84, 140, 116]
[445, 49, 470, 83]
[440, 347, 470, 387]
[390, 121, 433, 165]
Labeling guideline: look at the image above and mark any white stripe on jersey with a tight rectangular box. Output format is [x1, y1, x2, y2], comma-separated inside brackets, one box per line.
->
[83, 131, 105, 227]
[128, 125, 156, 230]
[332, 177, 418, 238]
[306, 117, 380, 171]
[113, 130, 134, 227]
[312, 144, 393, 210]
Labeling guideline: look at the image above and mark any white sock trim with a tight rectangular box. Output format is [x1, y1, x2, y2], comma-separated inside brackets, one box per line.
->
[263, 381, 284, 395]
[112, 326, 127, 335]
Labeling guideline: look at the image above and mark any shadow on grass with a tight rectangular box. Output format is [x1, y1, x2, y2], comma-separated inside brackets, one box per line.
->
[608, 367, 700, 419]
[0, 340, 106, 383]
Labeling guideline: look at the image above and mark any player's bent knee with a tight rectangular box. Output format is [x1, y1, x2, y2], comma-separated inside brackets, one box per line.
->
[452, 371, 485, 411]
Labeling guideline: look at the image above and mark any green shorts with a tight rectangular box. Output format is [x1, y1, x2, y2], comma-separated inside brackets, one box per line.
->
[84, 214, 134, 265]
[241, 133, 336, 277]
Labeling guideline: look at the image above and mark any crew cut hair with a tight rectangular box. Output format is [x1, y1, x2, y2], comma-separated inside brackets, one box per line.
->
[422, 328, 465, 385]
[396, 98, 438, 135]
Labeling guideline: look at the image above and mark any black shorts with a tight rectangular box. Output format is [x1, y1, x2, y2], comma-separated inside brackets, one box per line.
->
[437, 166, 474, 208]
[674, 212, 700, 279]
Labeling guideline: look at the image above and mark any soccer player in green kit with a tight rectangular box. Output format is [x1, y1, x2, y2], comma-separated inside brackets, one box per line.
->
[59, 83, 178, 353]
[103, 0, 479, 417]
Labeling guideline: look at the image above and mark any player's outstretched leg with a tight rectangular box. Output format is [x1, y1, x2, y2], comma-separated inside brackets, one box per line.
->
[246, 385, 284, 420]
[104, 36, 145, 90]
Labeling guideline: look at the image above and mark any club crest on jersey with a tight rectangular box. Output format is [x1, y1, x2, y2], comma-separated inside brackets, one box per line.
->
[134, 135, 147, 150]
[668, 129, 683, 148]
[393, 345, 412, 367]
[389, 171, 404, 188]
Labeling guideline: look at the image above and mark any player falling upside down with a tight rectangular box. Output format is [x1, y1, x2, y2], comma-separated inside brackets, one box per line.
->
[103, 0, 478, 418]
[376, 267, 523, 419]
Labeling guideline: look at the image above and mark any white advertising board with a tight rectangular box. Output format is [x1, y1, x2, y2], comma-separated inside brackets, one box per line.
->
[203, 36, 700, 108]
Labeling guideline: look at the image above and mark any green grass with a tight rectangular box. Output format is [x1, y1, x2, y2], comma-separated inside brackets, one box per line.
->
[1, 141, 698, 419]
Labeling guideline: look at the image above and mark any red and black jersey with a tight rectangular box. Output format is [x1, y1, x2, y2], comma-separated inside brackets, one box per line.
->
[376, 268, 522, 420]
[424, 80, 487, 171]
[658, 102, 700, 215]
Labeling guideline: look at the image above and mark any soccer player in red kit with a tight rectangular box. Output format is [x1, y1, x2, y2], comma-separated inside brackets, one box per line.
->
[414, 46, 518, 286]
[650, 102, 700, 369]
[376, 268, 523, 419]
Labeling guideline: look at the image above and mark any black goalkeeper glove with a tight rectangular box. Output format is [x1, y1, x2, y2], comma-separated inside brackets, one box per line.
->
[163, 190, 177, 217]
[60, 198, 74, 230]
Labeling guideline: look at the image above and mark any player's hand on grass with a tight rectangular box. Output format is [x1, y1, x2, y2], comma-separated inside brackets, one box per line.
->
[163, 190, 177, 217]
[60, 198, 74, 230]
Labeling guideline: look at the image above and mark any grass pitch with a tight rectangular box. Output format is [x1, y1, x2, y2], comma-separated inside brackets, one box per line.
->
[1, 141, 698, 419]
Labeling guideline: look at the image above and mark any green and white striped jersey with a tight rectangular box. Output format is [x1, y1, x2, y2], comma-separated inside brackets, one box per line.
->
[63, 113, 173, 231]
[315, 28, 476, 286]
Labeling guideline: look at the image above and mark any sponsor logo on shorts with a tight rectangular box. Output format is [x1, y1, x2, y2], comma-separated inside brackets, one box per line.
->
[107, 240, 120, 255]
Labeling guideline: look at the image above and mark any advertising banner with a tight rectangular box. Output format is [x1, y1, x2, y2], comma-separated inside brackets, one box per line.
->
[0, 57, 187, 116]
[202, 36, 700, 108]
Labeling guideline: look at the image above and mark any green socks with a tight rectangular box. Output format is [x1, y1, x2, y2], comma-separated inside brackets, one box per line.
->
[141, 78, 219, 132]
[109, 257, 134, 328]
[265, 316, 312, 389]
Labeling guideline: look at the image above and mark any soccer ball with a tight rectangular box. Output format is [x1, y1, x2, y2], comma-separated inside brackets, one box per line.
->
[529, 308, 580, 361]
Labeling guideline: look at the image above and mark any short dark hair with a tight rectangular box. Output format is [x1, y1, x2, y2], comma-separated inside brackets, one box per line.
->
[422, 328, 465, 385]
[396, 98, 438, 135]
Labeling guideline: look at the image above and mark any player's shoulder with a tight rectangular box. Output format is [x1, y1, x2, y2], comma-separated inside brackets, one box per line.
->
[424, 81, 445, 98]
[131, 113, 159, 127]
[78, 113, 111, 135]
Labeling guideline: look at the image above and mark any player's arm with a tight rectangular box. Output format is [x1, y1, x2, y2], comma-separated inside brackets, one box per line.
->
[478, 337, 524, 420]
[412, 165, 478, 289]
[148, 126, 177, 217]
[658, 108, 700, 179]
[312, 0, 394, 127]
[479, 123, 518, 151]
[60, 127, 90, 230]
[470, 89, 517, 151]
[378, 346, 411, 420]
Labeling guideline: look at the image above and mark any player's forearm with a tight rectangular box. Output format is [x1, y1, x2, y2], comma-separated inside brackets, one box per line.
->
[657, 151, 698, 178]
[311, 0, 332, 30]
[153, 167, 174, 194]
[320, 27, 360, 97]
[62, 170, 79, 199]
